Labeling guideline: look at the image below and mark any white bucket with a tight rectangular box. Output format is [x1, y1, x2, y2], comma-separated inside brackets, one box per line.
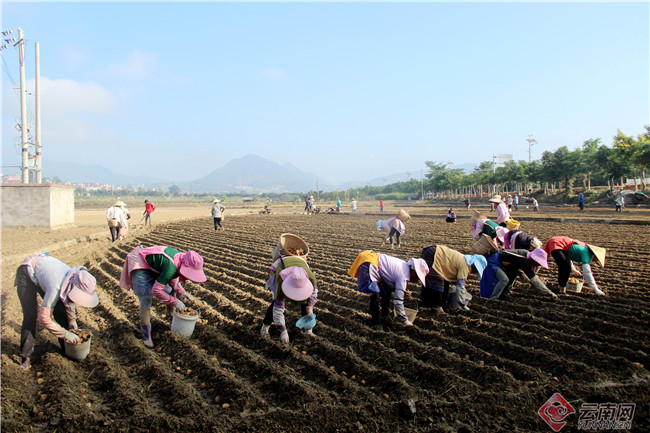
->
[567, 280, 584, 293]
[171, 309, 201, 337]
[64, 331, 92, 361]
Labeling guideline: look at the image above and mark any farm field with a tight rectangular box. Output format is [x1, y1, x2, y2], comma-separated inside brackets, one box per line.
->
[2, 207, 649, 432]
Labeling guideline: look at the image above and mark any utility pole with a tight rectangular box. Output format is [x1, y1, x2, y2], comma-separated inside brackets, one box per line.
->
[420, 169, 424, 201]
[35, 41, 42, 183]
[526, 134, 537, 163]
[18, 28, 29, 183]
[492, 154, 497, 172]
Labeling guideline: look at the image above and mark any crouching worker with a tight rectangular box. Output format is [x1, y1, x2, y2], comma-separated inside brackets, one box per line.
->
[445, 209, 457, 223]
[120, 245, 206, 347]
[260, 254, 318, 345]
[543, 236, 606, 296]
[16, 253, 100, 371]
[469, 210, 508, 246]
[348, 251, 428, 331]
[480, 248, 557, 300]
[420, 245, 487, 312]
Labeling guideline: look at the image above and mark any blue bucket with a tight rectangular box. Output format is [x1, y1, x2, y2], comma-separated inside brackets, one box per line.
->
[295, 314, 317, 331]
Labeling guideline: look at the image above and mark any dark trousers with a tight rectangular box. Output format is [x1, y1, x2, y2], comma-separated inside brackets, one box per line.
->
[262, 301, 307, 326]
[420, 246, 450, 307]
[109, 224, 121, 242]
[213, 217, 223, 230]
[389, 227, 401, 246]
[369, 291, 392, 325]
[551, 250, 571, 288]
[579, 203, 584, 211]
[16, 265, 68, 361]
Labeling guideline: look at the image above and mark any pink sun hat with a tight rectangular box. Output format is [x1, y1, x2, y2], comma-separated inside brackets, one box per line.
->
[61, 268, 100, 308]
[178, 251, 207, 283]
[527, 248, 549, 269]
[279, 266, 314, 302]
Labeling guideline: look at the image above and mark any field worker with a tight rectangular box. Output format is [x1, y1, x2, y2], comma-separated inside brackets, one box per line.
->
[445, 208, 457, 223]
[615, 195, 624, 212]
[463, 197, 471, 211]
[378, 209, 411, 249]
[507, 194, 513, 210]
[15, 253, 100, 371]
[260, 253, 318, 345]
[419, 245, 487, 312]
[578, 193, 585, 211]
[143, 199, 156, 226]
[211, 198, 226, 231]
[469, 210, 508, 244]
[120, 245, 206, 347]
[532, 197, 539, 212]
[351, 198, 357, 213]
[514, 194, 519, 211]
[480, 249, 557, 300]
[379, 199, 384, 213]
[117, 201, 131, 240]
[106, 201, 126, 242]
[488, 195, 511, 227]
[337, 197, 342, 212]
[544, 236, 606, 296]
[503, 223, 544, 251]
[349, 251, 428, 331]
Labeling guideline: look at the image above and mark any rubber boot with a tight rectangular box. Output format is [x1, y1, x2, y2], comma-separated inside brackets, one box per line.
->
[140, 309, 154, 348]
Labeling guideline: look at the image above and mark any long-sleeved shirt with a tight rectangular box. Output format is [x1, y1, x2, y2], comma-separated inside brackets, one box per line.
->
[375, 254, 413, 318]
[211, 203, 225, 218]
[495, 202, 510, 224]
[23, 255, 77, 339]
[106, 206, 125, 223]
[431, 245, 471, 284]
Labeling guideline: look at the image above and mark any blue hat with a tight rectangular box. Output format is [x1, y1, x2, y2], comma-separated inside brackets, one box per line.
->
[464, 254, 487, 278]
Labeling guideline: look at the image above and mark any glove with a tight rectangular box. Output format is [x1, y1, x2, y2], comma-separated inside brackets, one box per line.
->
[164, 285, 173, 294]
[175, 300, 186, 311]
[68, 320, 79, 330]
[65, 331, 81, 343]
[280, 330, 289, 345]
[180, 293, 192, 303]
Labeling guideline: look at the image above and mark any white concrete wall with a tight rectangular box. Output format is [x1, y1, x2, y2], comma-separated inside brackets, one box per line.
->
[1, 185, 75, 228]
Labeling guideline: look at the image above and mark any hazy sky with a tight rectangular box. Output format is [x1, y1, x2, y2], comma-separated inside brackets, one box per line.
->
[2, 1, 648, 185]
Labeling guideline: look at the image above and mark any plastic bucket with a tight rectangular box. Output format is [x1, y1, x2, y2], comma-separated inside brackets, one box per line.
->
[394, 303, 418, 322]
[64, 331, 92, 361]
[469, 234, 499, 256]
[567, 280, 584, 293]
[171, 309, 201, 337]
[296, 314, 317, 331]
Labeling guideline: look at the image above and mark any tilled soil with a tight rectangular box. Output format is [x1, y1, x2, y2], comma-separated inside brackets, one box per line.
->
[2, 211, 649, 432]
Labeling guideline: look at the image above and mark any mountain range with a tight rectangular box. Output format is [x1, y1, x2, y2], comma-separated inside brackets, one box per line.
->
[45, 155, 477, 193]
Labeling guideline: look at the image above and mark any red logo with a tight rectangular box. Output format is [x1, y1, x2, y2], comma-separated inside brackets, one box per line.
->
[539, 393, 576, 431]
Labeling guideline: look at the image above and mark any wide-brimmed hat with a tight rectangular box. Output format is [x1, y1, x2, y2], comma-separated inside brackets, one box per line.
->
[280, 267, 313, 301]
[464, 254, 487, 278]
[408, 258, 429, 286]
[114, 200, 126, 207]
[469, 210, 487, 226]
[213, 198, 220, 203]
[488, 195, 502, 204]
[397, 208, 411, 221]
[506, 219, 521, 231]
[587, 245, 606, 267]
[177, 251, 207, 282]
[527, 248, 549, 269]
[530, 238, 543, 250]
[61, 268, 99, 308]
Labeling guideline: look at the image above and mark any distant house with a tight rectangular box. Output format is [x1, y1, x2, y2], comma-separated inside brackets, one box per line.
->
[242, 197, 255, 203]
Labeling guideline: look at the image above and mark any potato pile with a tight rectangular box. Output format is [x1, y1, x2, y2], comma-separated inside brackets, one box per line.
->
[568, 277, 582, 284]
[66, 329, 91, 344]
[286, 248, 305, 256]
[179, 307, 199, 316]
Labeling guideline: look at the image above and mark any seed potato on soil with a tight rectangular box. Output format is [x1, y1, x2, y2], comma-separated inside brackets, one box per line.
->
[2, 204, 649, 432]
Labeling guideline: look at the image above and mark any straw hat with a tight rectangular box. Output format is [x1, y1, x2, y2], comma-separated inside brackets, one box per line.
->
[469, 210, 487, 226]
[213, 198, 220, 203]
[397, 208, 411, 221]
[280, 267, 314, 302]
[506, 219, 521, 231]
[488, 195, 503, 204]
[114, 200, 126, 207]
[587, 245, 606, 267]
[530, 238, 543, 250]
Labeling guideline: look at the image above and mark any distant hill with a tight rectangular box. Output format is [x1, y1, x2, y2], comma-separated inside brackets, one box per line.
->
[189, 155, 333, 193]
